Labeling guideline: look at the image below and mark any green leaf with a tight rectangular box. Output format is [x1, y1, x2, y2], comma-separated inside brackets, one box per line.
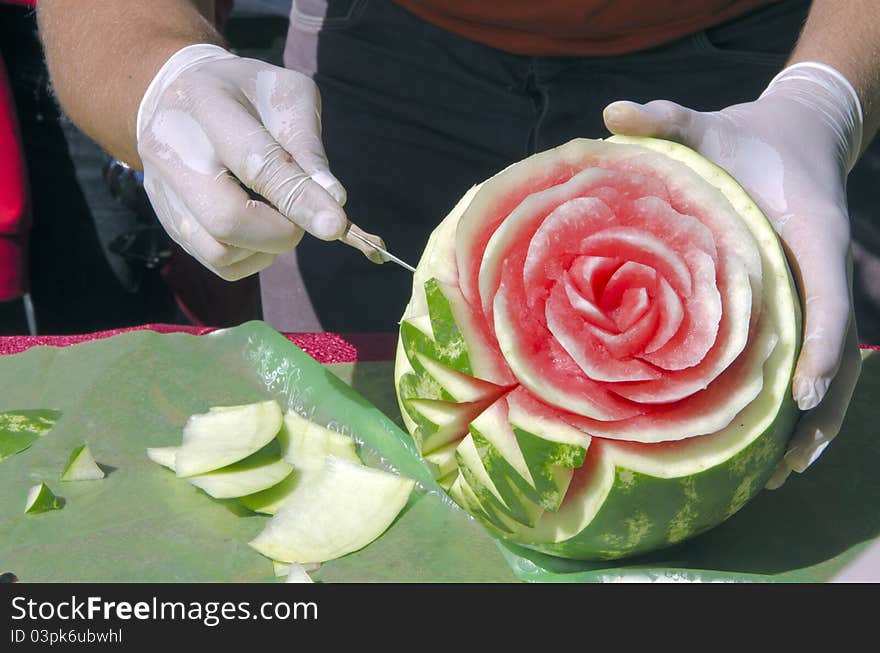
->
[0, 409, 61, 462]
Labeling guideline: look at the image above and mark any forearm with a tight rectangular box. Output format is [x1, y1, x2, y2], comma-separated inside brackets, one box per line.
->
[37, 0, 223, 168]
[788, 0, 880, 154]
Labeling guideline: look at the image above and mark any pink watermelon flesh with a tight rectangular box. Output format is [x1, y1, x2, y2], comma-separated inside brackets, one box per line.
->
[456, 143, 770, 441]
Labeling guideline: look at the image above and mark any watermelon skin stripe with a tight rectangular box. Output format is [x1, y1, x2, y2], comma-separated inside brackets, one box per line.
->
[401, 279, 473, 377]
[448, 474, 517, 534]
[438, 370, 797, 560]
[514, 396, 798, 560]
[468, 428, 545, 527]
[512, 427, 583, 511]
[471, 424, 570, 516]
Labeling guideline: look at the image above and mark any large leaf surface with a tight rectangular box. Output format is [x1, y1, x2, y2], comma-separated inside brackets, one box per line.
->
[0, 322, 513, 582]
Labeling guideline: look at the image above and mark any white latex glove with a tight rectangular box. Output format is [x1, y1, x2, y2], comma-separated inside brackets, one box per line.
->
[603, 62, 864, 488]
[136, 44, 348, 280]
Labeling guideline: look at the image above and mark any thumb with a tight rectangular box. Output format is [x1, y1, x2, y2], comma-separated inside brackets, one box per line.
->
[603, 100, 706, 146]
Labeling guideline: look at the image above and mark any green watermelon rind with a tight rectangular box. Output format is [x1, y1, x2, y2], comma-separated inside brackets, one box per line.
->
[481, 369, 800, 559]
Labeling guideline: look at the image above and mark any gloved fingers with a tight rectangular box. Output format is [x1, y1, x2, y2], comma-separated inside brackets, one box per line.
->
[181, 218, 262, 269]
[603, 99, 705, 145]
[782, 223, 852, 410]
[764, 465, 791, 491]
[143, 169, 286, 280]
[250, 74, 347, 206]
[766, 314, 861, 489]
[176, 227, 278, 281]
[144, 150, 302, 254]
[192, 168, 306, 253]
[204, 100, 347, 242]
[214, 251, 279, 282]
[785, 314, 861, 472]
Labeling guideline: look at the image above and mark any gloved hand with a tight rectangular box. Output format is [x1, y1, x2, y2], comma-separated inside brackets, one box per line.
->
[136, 44, 348, 281]
[603, 62, 864, 488]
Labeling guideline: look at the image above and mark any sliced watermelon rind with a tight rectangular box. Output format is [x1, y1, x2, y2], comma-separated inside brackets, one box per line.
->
[469, 426, 546, 523]
[518, 393, 799, 560]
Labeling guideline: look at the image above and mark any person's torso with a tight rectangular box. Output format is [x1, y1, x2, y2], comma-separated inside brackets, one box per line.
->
[391, 0, 783, 55]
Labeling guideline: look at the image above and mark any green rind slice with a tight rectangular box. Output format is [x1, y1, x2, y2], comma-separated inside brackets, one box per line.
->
[516, 394, 799, 559]
[435, 469, 459, 491]
[466, 396, 587, 513]
[395, 343, 427, 441]
[241, 411, 365, 515]
[146, 446, 178, 470]
[425, 278, 471, 371]
[423, 440, 459, 479]
[471, 397, 586, 512]
[396, 336, 503, 455]
[511, 428, 578, 512]
[398, 368, 444, 408]
[240, 469, 318, 515]
[24, 482, 62, 514]
[400, 279, 472, 375]
[175, 400, 283, 477]
[469, 426, 544, 524]
[469, 400, 531, 484]
[453, 433, 504, 508]
[405, 398, 479, 455]
[398, 278, 509, 444]
[513, 427, 584, 475]
[400, 323, 454, 403]
[285, 564, 314, 583]
[454, 458, 514, 530]
[447, 473, 516, 534]
[148, 441, 294, 500]
[401, 226, 515, 385]
[396, 370, 467, 454]
[248, 457, 415, 564]
[272, 560, 291, 577]
[185, 448, 293, 500]
[278, 410, 361, 469]
[414, 354, 501, 404]
[455, 433, 544, 527]
[60, 444, 105, 481]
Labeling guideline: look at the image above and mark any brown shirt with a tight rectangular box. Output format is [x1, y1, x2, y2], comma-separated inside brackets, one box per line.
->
[393, 0, 781, 56]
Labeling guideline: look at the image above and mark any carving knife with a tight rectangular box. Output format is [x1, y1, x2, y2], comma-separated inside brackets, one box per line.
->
[343, 223, 416, 273]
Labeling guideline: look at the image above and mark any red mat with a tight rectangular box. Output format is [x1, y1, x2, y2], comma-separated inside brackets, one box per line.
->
[0, 324, 399, 364]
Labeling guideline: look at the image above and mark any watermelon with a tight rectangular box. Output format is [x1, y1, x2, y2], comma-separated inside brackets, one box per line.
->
[395, 136, 801, 560]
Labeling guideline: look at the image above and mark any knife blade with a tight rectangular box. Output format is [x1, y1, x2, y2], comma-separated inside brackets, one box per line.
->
[343, 224, 416, 273]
